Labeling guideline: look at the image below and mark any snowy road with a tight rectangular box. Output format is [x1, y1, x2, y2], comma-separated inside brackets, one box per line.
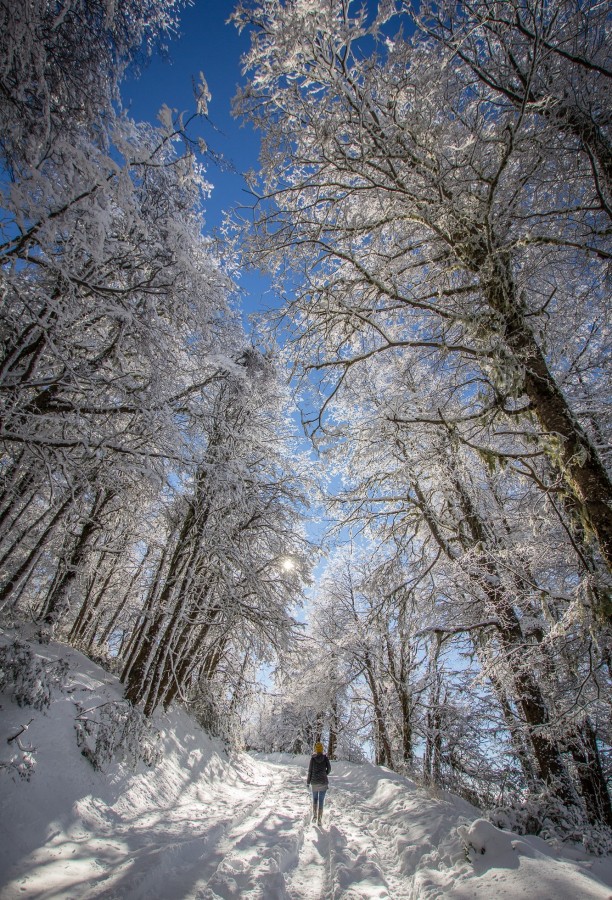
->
[3, 641, 612, 899]
[6, 749, 612, 900]
[75, 754, 427, 900]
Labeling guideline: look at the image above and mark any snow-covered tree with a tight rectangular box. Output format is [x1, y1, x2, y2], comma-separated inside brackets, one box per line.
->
[0, 1, 238, 632]
[121, 349, 312, 716]
[0, 0, 186, 169]
[414, 0, 612, 216]
[232, 0, 612, 608]
[317, 345, 612, 826]
[0, 0, 315, 763]
[230, 1, 612, 832]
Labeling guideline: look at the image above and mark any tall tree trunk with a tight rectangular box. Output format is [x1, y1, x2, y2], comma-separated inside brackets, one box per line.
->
[0, 450, 30, 523]
[68, 566, 101, 643]
[385, 632, 413, 765]
[0, 484, 40, 561]
[424, 641, 444, 787]
[122, 482, 213, 707]
[142, 594, 191, 716]
[0, 495, 72, 611]
[122, 540, 196, 705]
[0, 495, 55, 572]
[363, 648, 393, 769]
[485, 662, 539, 792]
[95, 547, 151, 651]
[120, 542, 171, 681]
[328, 699, 340, 761]
[415, 476, 578, 806]
[76, 566, 114, 646]
[479, 252, 612, 610]
[199, 635, 228, 682]
[40, 489, 112, 628]
[568, 721, 612, 829]
[160, 603, 221, 710]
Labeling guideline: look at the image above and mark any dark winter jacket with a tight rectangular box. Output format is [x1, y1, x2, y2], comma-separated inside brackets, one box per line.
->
[307, 752, 331, 787]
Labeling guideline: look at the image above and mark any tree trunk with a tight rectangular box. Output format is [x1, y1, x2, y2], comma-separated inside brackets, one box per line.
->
[96, 548, 151, 651]
[415, 475, 578, 806]
[568, 721, 612, 829]
[160, 604, 221, 710]
[0, 495, 72, 611]
[480, 252, 612, 611]
[122, 532, 197, 706]
[0, 484, 40, 562]
[0, 495, 54, 573]
[486, 663, 539, 791]
[385, 632, 413, 765]
[0, 450, 30, 524]
[122, 478, 214, 708]
[328, 699, 339, 761]
[424, 636, 443, 786]
[68, 566, 102, 643]
[40, 489, 112, 628]
[142, 598, 191, 715]
[120, 542, 171, 681]
[363, 649, 393, 769]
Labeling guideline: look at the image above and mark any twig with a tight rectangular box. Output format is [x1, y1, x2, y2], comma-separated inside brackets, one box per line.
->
[7, 719, 34, 744]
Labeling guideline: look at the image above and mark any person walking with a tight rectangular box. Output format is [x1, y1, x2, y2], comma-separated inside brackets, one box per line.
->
[307, 741, 331, 826]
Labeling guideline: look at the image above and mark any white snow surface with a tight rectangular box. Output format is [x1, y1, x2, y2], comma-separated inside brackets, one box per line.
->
[1, 635, 612, 899]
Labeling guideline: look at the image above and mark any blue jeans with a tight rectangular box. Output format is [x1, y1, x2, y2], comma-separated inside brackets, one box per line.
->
[311, 786, 327, 809]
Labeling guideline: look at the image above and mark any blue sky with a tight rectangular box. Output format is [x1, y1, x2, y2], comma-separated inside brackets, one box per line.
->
[121, 0, 395, 326]
[122, 0, 272, 320]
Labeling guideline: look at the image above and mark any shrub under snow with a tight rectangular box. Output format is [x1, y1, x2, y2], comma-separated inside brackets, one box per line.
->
[0, 639, 68, 710]
[74, 700, 162, 772]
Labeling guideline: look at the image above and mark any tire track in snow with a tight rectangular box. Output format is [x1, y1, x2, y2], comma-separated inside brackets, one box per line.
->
[328, 787, 412, 900]
[193, 766, 307, 899]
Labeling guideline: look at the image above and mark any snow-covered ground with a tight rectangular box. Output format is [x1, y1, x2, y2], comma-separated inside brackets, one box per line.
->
[2, 633, 612, 899]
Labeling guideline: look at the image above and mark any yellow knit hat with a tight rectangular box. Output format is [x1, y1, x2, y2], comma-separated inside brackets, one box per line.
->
[314, 742, 324, 754]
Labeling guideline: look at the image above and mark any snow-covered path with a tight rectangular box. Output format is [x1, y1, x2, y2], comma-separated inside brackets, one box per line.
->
[3, 638, 612, 899]
[5, 749, 612, 900]
[6, 751, 429, 900]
